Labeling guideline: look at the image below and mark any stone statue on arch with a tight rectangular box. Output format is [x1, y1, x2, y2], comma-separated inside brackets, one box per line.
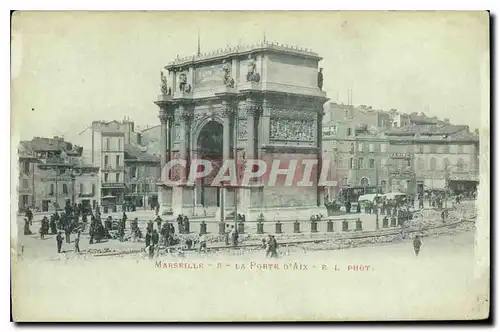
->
[160, 71, 171, 96]
[221, 60, 235, 88]
[179, 71, 192, 93]
[246, 55, 260, 83]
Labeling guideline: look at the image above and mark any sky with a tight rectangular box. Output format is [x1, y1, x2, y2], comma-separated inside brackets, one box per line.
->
[11, 11, 489, 143]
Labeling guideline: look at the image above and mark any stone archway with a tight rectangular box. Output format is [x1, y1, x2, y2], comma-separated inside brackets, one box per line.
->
[195, 120, 224, 209]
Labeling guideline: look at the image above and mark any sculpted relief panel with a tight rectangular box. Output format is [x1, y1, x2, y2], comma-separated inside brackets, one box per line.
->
[195, 64, 224, 89]
[270, 118, 316, 142]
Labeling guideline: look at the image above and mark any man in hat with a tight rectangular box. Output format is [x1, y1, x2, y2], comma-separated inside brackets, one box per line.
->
[155, 215, 162, 231]
[198, 233, 207, 253]
[56, 231, 64, 253]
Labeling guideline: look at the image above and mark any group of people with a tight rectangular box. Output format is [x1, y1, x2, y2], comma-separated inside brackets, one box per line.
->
[262, 235, 279, 258]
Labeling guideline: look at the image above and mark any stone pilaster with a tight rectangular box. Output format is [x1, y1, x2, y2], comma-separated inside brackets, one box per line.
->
[240, 99, 263, 219]
[172, 104, 196, 216]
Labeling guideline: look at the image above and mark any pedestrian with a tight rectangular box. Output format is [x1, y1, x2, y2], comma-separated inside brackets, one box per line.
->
[147, 220, 154, 233]
[183, 216, 189, 233]
[155, 215, 162, 231]
[198, 233, 207, 253]
[152, 229, 159, 247]
[50, 216, 57, 235]
[265, 235, 273, 257]
[231, 226, 239, 246]
[225, 224, 230, 245]
[25, 208, 33, 226]
[74, 230, 81, 253]
[145, 230, 152, 248]
[270, 236, 278, 258]
[23, 218, 32, 235]
[39, 223, 45, 239]
[413, 235, 422, 256]
[65, 223, 71, 244]
[56, 231, 64, 253]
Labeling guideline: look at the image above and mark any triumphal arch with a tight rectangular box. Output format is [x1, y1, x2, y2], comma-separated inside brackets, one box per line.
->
[155, 41, 328, 220]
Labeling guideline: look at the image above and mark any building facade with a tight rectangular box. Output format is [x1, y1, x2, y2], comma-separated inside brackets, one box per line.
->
[17, 137, 99, 213]
[124, 144, 160, 210]
[323, 103, 480, 197]
[76, 119, 138, 210]
[386, 124, 480, 195]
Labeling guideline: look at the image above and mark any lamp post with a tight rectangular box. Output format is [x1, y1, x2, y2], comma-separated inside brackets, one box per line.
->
[71, 168, 77, 206]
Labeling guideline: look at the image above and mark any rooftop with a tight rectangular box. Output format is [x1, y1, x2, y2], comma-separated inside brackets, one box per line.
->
[19, 137, 74, 153]
[166, 41, 321, 69]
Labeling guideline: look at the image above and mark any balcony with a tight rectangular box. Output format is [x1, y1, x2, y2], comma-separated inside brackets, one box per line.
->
[101, 182, 126, 189]
[18, 188, 32, 194]
[103, 165, 124, 172]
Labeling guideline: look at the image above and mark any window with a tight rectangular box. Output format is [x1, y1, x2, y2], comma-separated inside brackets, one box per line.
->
[369, 158, 375, 169]
[22, 179, 29, 189]
[417, 158, 425, 171]
[130, 166, 137, 178]
[381, 180, 387, 191]
[457, 145, 464, 154]
[115, 173, 120, 183]
[349, 158, 354, 169]
[106, 138, 110, 151]
[144, 184, 150, 192]
[380, 158, 387, 167]
[131, 184, 137, 193]
[92, 184, 96, 196]
[380, 143, 387, 153]
[349, 143, 355, 154]
[62, 184, 68, 194]
[360, 177, 369, 186]
[429, 157, 437, 171]
[457, 158, 465, 170]
[419, 145, 424, 153]
[118, 138, 122, 151]
[358, 143, 363, 152]
[104, 156, 109, 167]
[79, 183, 84, 193]
[342, 178, 348, 185]
[116, 155, 120, 167]
[443, 144, 450, 154]
[358, 158, 364, 169]
[347, 128, 352, 136]
[23, 161, 30, 174]
[104, 173, 108, 183]
[369, 143, 374, 152]
[50, 183, 54, 195]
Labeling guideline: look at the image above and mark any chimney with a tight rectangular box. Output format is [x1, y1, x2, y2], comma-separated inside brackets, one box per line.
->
[474, 128, 479, 135]
[443, 118, 450, 124]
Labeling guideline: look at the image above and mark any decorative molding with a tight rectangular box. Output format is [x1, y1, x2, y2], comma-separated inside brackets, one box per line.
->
[238, 119, 249, 140]
[270, 118, 317, 142]
[269, 106, 317, 119]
